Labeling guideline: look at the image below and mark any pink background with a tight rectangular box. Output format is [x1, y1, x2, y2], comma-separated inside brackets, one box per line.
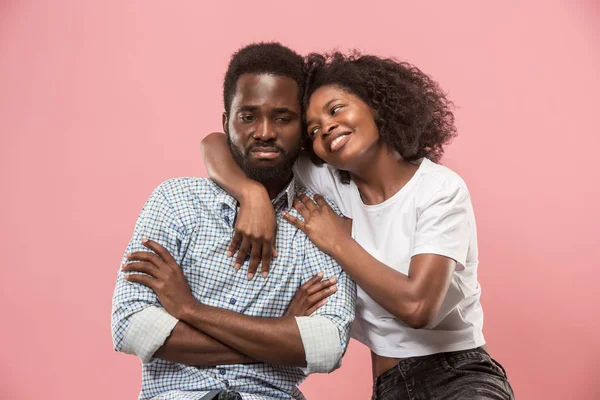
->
[1, 1, 598, 399]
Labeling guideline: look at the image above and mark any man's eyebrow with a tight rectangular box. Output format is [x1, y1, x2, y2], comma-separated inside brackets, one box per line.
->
[236, 105, 259, 112]
[273, 107, 298, 115]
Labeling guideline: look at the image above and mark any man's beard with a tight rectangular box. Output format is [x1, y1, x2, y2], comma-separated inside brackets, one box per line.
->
[227, 137, 301, 186]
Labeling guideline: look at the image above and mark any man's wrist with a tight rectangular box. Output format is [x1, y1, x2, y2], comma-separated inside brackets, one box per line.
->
[178, 300, 204, 324]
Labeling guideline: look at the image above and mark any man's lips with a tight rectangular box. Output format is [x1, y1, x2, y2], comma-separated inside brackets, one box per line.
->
[250, 147, 281, 160]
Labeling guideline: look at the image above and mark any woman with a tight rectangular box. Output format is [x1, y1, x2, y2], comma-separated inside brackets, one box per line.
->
[202, 52, 514, 399]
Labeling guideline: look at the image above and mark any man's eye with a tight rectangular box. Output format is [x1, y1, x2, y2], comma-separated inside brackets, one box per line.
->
[330, 105, 343, 115]
[240, 115, 255, 123]
[275, 117, 291, 124]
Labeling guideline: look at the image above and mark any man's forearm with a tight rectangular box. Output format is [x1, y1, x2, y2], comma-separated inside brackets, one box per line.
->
[179, 302, 307, 367]
[154, 321, 256, 366]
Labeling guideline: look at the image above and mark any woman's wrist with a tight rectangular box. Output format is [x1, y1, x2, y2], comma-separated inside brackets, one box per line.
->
[238, 180, 268, 203]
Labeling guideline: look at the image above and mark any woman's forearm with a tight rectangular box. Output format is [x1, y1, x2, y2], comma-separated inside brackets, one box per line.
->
[201, 132, 266, 201]
[331, 236, 454, 329]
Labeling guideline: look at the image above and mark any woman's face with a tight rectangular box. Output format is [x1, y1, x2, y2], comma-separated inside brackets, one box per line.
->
[305, 85, 380, 171]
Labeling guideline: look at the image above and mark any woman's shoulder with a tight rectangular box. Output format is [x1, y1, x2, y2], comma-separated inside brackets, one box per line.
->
[414, 158, 470, 202]
[293, 155, 348, 190]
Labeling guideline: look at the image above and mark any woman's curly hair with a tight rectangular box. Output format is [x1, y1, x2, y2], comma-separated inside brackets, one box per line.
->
[303, 52, 457, 182]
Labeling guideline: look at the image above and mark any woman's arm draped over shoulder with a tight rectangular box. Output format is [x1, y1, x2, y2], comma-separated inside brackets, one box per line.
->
[201, 132, 276, 277]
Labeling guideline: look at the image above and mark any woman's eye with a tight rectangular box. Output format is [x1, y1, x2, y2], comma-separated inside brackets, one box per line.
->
[330, 105, 343, 115]
[308, 127, 319, 138]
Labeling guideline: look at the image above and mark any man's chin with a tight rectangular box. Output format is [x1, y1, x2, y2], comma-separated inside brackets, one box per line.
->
[247, 157, 287, 169]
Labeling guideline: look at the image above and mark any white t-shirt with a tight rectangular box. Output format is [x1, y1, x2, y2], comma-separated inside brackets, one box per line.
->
[293, 156, 485, 358]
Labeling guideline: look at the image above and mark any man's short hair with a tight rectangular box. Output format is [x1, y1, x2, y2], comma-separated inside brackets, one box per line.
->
[223, 42, 305, 114]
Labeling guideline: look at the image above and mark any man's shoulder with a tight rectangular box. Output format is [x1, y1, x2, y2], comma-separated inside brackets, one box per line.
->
[293, 183, 343, 216]
[152, 177, 218, 205]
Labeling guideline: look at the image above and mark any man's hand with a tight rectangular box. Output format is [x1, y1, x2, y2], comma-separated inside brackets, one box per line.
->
[122, 239, 197, 319]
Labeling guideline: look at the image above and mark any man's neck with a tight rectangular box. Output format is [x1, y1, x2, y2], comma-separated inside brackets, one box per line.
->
[263, 173, 293, 200]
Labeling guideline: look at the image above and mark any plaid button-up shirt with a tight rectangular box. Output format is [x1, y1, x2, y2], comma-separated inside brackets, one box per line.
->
[111, 177, 356, 399]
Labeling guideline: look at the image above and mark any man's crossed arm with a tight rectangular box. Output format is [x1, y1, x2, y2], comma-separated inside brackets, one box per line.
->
[116, 239, 343, 370]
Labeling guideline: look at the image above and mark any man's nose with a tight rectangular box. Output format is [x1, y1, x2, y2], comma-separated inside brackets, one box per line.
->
[253, 119, 276, 141]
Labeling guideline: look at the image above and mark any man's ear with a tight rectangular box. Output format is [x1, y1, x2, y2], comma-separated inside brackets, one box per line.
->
[222, 112, 229, 134]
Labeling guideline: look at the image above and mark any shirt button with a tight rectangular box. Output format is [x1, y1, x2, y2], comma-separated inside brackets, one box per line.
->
[400, 363, 411, 372]
[224, 216, 230, 224]
[230, 298, 236, 305]
[219, 368, 226, 375]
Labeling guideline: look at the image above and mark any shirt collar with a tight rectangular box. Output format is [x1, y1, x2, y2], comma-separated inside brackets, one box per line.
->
[212, 175, 296, 213]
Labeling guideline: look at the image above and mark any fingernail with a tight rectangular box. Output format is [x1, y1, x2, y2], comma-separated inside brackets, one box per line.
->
[126, 254, 132, 259]
[142, 238, 148, 244]
[247, 272, 254, 280]
[226, 251, 233, 257]
[120, 263, 126, 269]
[261, 271, 268, 278]
[317, 271, 324, 278]
[332, 285, 337, 292]
[330, 277, 337, 283]
[234, 263, 241, 270]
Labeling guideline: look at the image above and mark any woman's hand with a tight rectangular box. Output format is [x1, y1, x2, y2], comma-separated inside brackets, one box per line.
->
[283, 193, 352, 257]
[229, 183, 278, 280]
[284, 272, 338, 317]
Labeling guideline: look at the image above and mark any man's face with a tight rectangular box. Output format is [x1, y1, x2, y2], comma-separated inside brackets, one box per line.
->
[224, 73, 302, 185]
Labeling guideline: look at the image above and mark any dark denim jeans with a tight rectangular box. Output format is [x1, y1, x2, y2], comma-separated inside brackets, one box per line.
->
[372, 347, 514, 400]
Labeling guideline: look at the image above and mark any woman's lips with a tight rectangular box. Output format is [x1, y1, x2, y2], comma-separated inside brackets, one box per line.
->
[329, 133, 351, 152]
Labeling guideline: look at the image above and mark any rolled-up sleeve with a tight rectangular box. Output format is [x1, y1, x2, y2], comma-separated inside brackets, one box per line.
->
[111, 181, 186, 362]
[295, 315, 344, 374]
[121, 306, 179, 363]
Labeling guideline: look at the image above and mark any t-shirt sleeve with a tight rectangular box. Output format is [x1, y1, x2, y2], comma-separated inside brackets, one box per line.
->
[292, 155, 352, 217]
[410, 180, 472, 267]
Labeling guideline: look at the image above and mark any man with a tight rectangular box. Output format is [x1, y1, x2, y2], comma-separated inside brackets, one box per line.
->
[111, 43, 356, 400]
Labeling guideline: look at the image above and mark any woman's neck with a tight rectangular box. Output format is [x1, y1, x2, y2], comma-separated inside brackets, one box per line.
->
[348, 146, 419, 205]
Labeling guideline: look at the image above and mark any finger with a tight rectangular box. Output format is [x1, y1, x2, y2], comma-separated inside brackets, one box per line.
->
[272, 224, 278, 258]
[282, 211, 306, 231]
[124, 272, 156, 289]
[228, 231, 242, 258]
[298, 271, 325, 290]
[292, 199, 311, 220]
[121, 261, 159, 278]
[306, 299, 328, 316]
[234, 237, 251, 271]
[246, 241, 262, 280]
[306, 276, 337, 296]
[126, 251, 163, 267]
[142, 239, 176, 265]
[313, 194, 330, 209]
[260, 241, 273, 278]
[297, 193, 318, 212]
[308, 283, 337, 305]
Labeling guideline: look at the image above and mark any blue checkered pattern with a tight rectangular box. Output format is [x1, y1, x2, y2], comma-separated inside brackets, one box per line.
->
[111, 177, 356, 400]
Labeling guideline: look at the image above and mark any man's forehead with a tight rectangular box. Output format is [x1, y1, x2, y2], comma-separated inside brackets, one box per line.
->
[231, 73, 300, 111]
